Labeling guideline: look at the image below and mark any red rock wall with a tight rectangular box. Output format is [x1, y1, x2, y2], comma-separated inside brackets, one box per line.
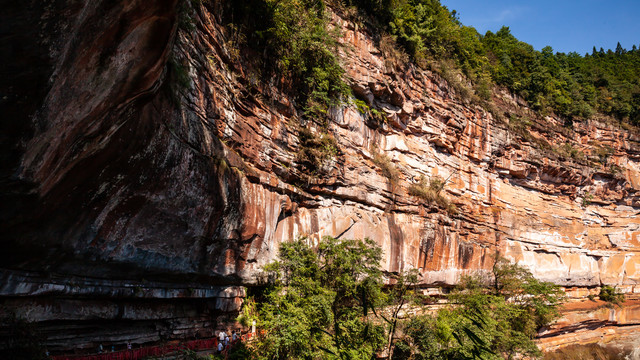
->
[2, 0, 640, 352]
[538, 300, 640, 353]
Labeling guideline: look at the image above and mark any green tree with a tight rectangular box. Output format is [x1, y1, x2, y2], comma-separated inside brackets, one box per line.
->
[245, 237, 563, 360]
[393, 259, 564, 360]
[380, 269, 423, 359]
[251, 237, 386, 360]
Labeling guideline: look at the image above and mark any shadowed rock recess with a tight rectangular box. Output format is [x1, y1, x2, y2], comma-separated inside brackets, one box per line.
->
[1, 0, 639, 353]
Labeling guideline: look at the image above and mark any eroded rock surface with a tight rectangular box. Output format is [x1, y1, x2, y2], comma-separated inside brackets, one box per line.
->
[2, 0, 640, 352]
[538, 299, 640, 354]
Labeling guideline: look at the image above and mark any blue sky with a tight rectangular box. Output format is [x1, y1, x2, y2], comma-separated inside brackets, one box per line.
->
[441, 0, 640, 55]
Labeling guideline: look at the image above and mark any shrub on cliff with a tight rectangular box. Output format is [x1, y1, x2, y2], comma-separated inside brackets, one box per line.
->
[372, 150, 400, 184]
[599, 285, 624, 305]
[223, 0, 349, 119]
[295, 128, 339, 175]
[408, 175, 457, 215]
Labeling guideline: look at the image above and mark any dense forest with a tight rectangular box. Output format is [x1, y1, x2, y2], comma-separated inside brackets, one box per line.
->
[226, 237, 565, 360]
[220, 0, 640, 126]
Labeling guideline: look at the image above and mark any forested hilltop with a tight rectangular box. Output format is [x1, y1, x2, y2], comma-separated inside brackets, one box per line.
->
[223, 0, 640, 125]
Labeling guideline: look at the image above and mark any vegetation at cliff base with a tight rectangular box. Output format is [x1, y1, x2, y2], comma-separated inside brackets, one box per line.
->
[250, 237, 386, 359]
[394, 259, 565, 360]
[237, 237, 564, 359]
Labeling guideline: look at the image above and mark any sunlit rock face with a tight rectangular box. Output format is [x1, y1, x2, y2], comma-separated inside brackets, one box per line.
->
[537, 299, 640, 354]
[1, 0, 639, 352]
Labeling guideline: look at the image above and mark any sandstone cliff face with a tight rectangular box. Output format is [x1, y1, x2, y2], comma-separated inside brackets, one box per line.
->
[538, 299, 640, 354]
[2, 0, 640, 352]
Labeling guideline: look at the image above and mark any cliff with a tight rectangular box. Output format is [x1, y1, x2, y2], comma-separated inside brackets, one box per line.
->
[1, 0, 639, 353]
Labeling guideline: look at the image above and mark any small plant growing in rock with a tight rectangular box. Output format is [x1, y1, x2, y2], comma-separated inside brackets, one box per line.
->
[225, 23, 247, 63]
[408, 175, 457, 215]
[372, 150, 400, 184]
[580, 191, 593, 208]
[557, 143, 586, 162]
[592, 143, 614, 164]
[609, 164, 623, 177]
[507, 114, 534, 140]
[295, 128, 338, 174]
[379, 34, 409, 71]
[599, 285, 624, 305]
[354, 98, 387, 128]
[354, 98, 370, 114]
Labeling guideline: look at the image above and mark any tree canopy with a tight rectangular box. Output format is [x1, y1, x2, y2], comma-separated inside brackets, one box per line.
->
[235, 237, 564, 360]
[250, 237, 386, 359]
[346, 0, 640, 124]
[223, 0, 640, 125]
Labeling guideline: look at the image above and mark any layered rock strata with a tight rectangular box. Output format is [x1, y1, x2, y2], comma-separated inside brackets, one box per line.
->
[1, 0, 640, 352]
[538, 298, 640, 354]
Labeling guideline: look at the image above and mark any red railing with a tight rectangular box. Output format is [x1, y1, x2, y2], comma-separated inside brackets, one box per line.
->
[51, 334, 254, 360]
